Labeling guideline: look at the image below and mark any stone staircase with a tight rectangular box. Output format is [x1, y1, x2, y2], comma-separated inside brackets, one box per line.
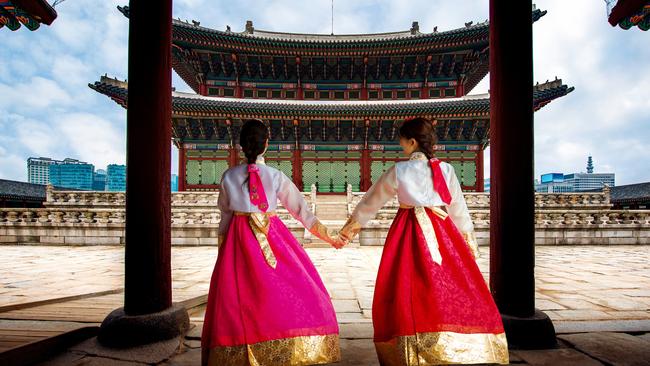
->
[305, 195, 351, 248]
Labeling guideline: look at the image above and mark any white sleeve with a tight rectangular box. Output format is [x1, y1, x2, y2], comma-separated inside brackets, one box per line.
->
[445, 165, 474, 233]
[351, 166, 398, 226]
[217, 173, 233, 237]
[276, 172, 318, 229]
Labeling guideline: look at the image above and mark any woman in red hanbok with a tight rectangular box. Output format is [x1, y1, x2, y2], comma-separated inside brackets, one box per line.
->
[201, 119, 342, 366]
[339, 117, 509, 365]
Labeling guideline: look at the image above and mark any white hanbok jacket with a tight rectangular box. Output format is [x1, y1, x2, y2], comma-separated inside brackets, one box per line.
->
[341, 151, 479, 257]
[217, 155, 334, 245]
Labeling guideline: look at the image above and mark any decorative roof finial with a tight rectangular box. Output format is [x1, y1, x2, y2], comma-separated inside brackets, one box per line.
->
[245, 20, 254, 33]
[411, 21, 419, 34]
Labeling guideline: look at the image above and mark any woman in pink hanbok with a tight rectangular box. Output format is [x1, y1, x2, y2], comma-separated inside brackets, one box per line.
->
[201, 119, 342, 366]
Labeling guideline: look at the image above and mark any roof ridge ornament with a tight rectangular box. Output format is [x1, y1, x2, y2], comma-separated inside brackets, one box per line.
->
[410, 21, 419, 34]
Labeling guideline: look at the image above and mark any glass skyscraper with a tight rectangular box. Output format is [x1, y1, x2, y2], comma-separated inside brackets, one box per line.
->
[48, 159, 94, 190]
[106, 164, 127, 191]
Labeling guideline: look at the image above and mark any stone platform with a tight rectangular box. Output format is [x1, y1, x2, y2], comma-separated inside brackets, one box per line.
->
[0, 245, 648, 365]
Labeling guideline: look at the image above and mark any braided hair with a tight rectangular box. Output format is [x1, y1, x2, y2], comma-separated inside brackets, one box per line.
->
[398, 117, 438, 159]
[239, 119, 269, 164]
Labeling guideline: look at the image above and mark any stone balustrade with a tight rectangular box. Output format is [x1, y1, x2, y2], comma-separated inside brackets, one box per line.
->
[347, 187, 612, 213]
[347, 185, 648, 246]
[1, 185, 647, 246]
[0, 186, 316, 246]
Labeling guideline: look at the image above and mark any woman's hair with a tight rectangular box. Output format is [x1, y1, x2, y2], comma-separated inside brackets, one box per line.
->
[398, 117, 438, 159]
[239, 119, 269, 164]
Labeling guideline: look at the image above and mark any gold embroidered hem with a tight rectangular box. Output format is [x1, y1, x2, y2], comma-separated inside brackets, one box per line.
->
[462, 231, 480, 259]
[204, 334, 341, 366]
[339, 217, 362, 243]
[375, 331, 509, 366]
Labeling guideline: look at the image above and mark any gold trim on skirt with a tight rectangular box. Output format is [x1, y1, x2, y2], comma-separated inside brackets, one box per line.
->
[399, 205, 449, 266]
[375, 331, 509, 366]
[204, 334, 341, 366]
[234, 211, 278, 268]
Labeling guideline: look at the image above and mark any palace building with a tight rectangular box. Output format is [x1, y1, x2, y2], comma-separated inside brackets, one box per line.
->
[91, 6, 573, 193]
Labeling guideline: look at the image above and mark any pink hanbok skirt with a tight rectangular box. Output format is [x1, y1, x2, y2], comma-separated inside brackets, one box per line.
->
[201, 214, 340, 366]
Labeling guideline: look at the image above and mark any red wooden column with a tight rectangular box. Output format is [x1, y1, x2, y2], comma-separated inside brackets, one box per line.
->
[489, 0, 555, 349]
[292, 119, 303, 188]
[228, 147, 239, 167]
[226, 118, 239, 167]
[178, 144, 186, 191]
[360, 119, 372, 191]
[99, 0, 188, 347]
[476, 148, 484, 192]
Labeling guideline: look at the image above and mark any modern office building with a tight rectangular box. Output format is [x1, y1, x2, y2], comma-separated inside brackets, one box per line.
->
[93, 169, 107, 191]
[171, 174, 179, 192]
[48, 159, 94, 190]
[106, 164, 127, 191]
[27, 157, 58, 185]
[535, 157, 615, 193]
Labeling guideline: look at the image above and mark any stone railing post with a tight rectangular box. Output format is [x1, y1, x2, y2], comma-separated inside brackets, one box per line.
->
[602, 184, 611, 206]
[45, 183, 53, 204]
[346, 184, 353, 204]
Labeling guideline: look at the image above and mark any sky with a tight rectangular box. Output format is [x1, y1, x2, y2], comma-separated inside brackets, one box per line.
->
[1, 0, 648, 185]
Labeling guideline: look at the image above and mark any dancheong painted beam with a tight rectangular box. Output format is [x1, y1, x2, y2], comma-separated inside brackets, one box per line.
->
[0, 0, 56, 31]
[90, 77, 573, 193]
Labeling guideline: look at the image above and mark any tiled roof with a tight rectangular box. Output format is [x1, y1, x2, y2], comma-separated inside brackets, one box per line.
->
[610, 182, 650, 204]
[89, 78, 573, 120]
[0, 179, 47, 201]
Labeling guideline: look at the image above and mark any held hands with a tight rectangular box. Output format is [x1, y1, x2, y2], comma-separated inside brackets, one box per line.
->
[309, 221, 348, 249]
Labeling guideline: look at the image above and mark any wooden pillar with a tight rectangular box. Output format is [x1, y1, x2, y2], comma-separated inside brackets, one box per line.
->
[292, 119, 303, 188]
[198, 84, 207, 96]
[489, 0, 555, 349]
[360, 119, 372, 191]
[455, 80, 465, 97]
[476, 148, 484, 192]
[292, 149, 303, 189]
[123, 0, 172, 316]
[226, 118, 238, 167]
[228, 147, 239, 167]
[178, 144, 186, 191]
[360, 149, 371, 191]
[99, 0, 188, 348]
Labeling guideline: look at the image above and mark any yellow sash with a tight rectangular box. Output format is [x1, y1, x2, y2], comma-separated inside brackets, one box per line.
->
[399, 205, 448, 265]
[234, 211, 277, 268]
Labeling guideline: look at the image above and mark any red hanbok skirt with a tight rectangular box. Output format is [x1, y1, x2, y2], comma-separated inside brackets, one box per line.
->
[373, 207, 509, 365]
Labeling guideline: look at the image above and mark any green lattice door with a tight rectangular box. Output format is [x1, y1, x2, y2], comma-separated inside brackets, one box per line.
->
[437, 151, 478, 190]
[265, 160, 293, 179]
[302, 160, 361, 193]
[185, 149, 231, 187]
[370, 150, 401, 186]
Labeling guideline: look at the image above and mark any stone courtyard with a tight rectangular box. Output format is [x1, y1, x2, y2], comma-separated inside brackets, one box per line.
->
[1, 244, 649, 365]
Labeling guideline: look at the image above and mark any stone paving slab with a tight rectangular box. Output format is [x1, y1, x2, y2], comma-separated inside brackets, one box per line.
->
[559, 332, 650, 366]
[2, 244, 650, 361]
[511, 348, 604, 366]
[1, 245, 648, 326]
[68, 336, 182, 365]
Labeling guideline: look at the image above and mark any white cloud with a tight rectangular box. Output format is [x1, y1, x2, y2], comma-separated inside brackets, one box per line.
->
[0, 0, 648, 187]
[0, 77, 72, 110]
